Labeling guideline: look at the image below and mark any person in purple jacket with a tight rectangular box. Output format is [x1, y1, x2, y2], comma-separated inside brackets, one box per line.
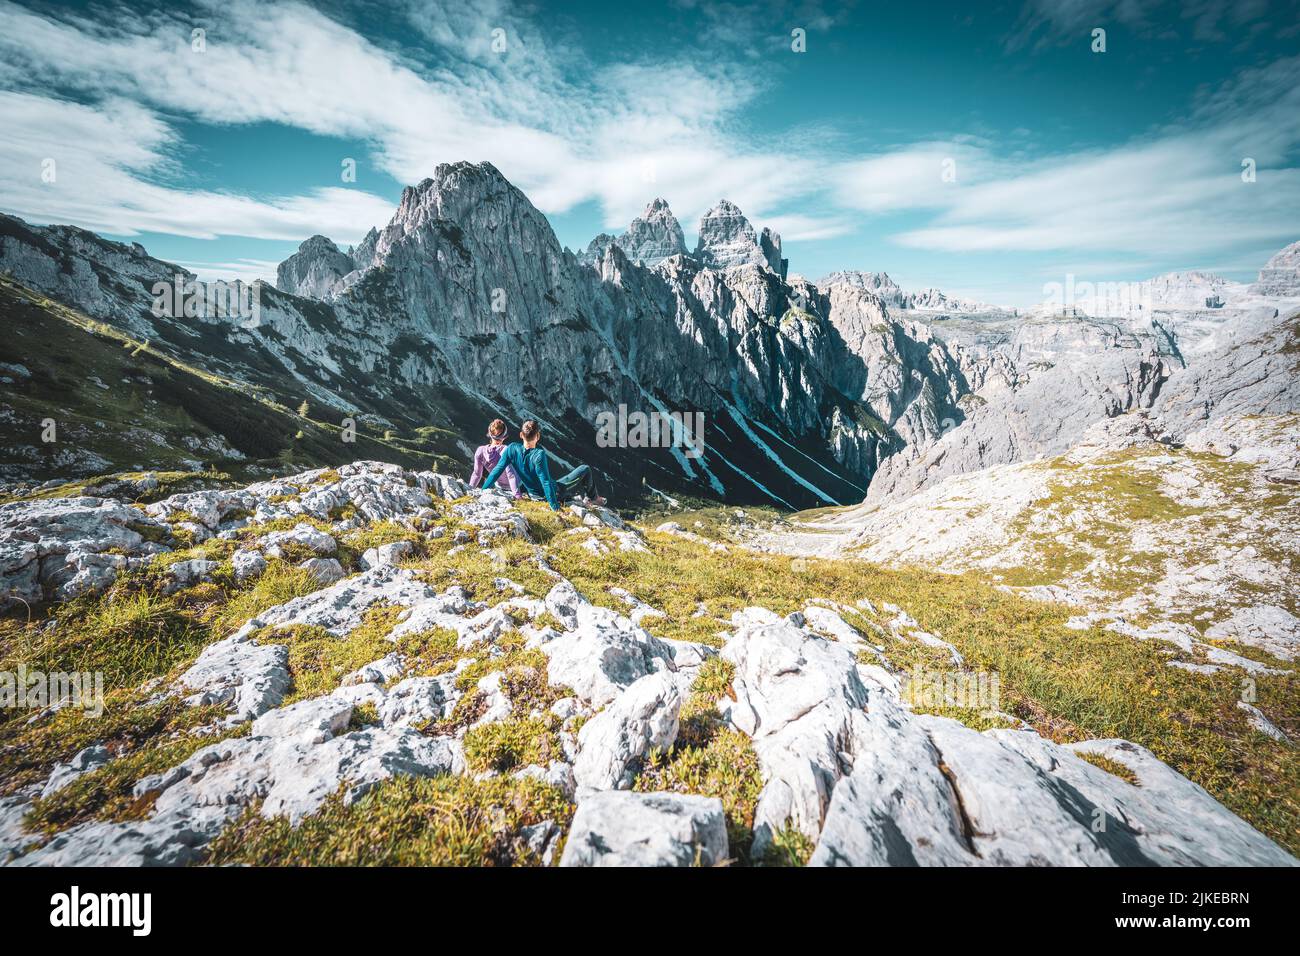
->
[468, 418, 522, 497]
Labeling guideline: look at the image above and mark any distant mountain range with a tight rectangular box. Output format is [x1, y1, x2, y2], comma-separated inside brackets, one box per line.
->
[2, 162, 1297, 507]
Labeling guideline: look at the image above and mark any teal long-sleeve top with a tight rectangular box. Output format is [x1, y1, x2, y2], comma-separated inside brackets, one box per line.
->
[482, 442, 560, 510]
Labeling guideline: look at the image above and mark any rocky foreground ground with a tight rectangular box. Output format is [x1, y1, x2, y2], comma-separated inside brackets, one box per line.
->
[0, 461, 1295, 866]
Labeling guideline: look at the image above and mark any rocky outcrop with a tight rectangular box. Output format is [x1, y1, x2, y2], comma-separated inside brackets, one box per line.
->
[141, 718, 463, 826]
[1132, 271, 1249, 313]
[819, 271, 999, 314]
[560, 791, 728, 866]
[1156, 306, 1300, 433]
[1, 459, 1294, 867]
[811, 716, 1295, 866]
[177, 633, 291, 722]
[702, 603, 1294, 866]
[1248, 241, 1300, 297]
[0, 497, 171, 610]
[539, 580, 710, 707]
[275, 235, 355, 300]
[572, 671, 681, 791]
[720, 619, 872, 855]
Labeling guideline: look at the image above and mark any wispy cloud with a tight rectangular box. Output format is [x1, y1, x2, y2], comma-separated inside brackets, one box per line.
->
[0, 0, 835, 242]
[1004, 0, 1287, 51]
[175, 258, 282, 285]
[834, 56, 1300, 259]
[0, 0, 1294, 299]
[0, 90, 395, 242]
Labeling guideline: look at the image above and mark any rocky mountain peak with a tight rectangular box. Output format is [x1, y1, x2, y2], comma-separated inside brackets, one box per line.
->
[356, 160, 563, 288]
[297, 235, 343, 254]
[819, 271, 903, 298]
[275, 235, 354, 300]
[617, 198, 687, 266]
[694, 199, 772, 271]
[393, 162, 514, 230]
[818, 271, 1000, 314]
[349, 227, 380, 272]
[643, 197, 674, 219]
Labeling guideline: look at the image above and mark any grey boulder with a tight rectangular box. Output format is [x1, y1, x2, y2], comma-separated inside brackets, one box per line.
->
[560, 791, 728, 867]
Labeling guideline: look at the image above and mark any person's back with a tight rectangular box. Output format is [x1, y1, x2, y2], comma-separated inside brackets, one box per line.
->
[486, 441, 558, 507]
[469, 419, 521, 497]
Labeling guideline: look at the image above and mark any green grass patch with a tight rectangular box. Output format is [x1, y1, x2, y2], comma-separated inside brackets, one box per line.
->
[204, 775, 573, 866]
[462, 717, 560, 774]
[1076, 750, 1141, 786]
[25, 718, 247, 835]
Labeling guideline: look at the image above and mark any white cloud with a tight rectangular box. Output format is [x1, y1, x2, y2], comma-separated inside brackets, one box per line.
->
[832, 56, 1300, 259]
[0, 0, 816, 244]
[175, 258, 282, 285]
[833, 142, 999, 213]
[763, 213, 855, 242]
[0, 0, 1294, 294]
[0, 91, 395, 243]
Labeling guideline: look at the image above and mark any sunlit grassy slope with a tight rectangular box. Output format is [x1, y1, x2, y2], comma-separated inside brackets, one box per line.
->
[0, 276, 460, 488]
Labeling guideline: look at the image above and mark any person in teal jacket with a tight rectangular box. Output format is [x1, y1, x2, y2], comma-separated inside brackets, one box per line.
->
[481, 419, 604, 511]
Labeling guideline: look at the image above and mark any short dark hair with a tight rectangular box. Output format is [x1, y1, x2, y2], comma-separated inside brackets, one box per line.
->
[520, 419, 541, 441]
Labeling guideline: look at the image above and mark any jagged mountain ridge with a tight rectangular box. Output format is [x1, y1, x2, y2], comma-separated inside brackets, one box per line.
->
[818, 270, 1002, 315]
[0, 162, 985, 507]
[3, 162, 1297, 509]
[576, 198, 687, 268]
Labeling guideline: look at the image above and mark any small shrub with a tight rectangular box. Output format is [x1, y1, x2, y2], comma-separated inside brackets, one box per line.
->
[462, 717, 558, 774]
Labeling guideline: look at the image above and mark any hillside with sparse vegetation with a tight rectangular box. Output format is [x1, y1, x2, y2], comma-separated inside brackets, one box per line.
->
[1, 458, 1295, 866]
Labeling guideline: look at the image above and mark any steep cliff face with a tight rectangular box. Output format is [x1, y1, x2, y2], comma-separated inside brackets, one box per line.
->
[1156, 306, 1300, 431]
[0, 213, 187, 339]
[1250, 241, 1300, 297]
[694, 200, 772, 271]
[865, 299, 1300, 502]
[866, 344, 1174, 500]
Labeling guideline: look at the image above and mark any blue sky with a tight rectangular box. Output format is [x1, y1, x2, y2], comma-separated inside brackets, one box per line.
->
[0, 0, 1297, 306]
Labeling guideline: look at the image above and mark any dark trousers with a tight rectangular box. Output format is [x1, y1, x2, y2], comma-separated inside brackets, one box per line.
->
[555, 463, 599, 501]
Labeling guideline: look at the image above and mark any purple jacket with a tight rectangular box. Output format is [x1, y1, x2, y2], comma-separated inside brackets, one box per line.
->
[470, 443, 522, 497]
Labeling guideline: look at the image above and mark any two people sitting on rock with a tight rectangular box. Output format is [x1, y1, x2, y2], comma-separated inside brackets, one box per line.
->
[476, 418, 605, 511]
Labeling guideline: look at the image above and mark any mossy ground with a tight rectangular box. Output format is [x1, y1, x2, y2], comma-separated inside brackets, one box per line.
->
[205, 775, 573, 866]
